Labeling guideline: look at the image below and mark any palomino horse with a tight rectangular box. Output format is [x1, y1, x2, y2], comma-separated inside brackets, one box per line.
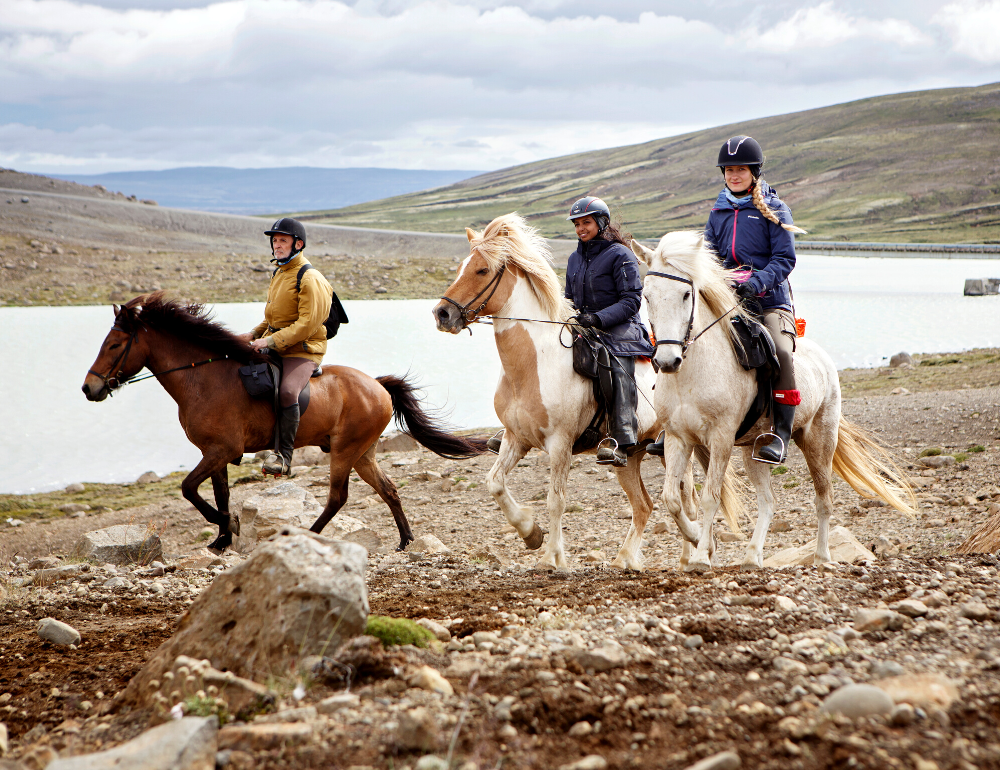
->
[632, 232, 915, 571]
[82, 293, 485, 554]
[432, 214, 742, 570]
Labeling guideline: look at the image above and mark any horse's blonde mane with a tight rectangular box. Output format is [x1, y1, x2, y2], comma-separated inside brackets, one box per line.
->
[651, 231, 741, 352]
[468, 213, 572, 321]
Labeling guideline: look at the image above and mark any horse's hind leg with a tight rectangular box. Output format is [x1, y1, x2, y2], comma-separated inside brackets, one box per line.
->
[741, 446, 777, 570]
[309, 443, 356, 535]
[610, 450, 655, 571]
[181, 452, 233, 554]
[353, 441, 413, 551]
[797, 423, 838, 565]
[210, 467, 241, 538]
[486, 434, 540, 549]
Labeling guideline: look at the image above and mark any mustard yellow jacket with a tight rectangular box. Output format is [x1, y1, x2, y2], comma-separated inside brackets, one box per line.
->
[251, 254, 334, 364]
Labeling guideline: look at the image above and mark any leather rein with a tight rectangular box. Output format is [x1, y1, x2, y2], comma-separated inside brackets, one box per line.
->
[88, 322, 228, 395]
[645, 270, 739, 358]
[440, 263, 506, 330]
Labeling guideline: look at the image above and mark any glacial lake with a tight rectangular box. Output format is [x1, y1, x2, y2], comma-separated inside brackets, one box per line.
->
[2, 255, 999, 494]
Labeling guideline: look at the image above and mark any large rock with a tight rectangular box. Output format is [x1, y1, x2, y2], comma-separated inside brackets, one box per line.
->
[820, 684, 894, 719]
[148, 656, 274, 718]
[763, 526, 874, 568]
[123, 533, 368, 708]
[71, 524, 163, 566]
[877, 674, 958, 709]
[408, 534, 450, 555]
[239, 483, 323, 539]
[37, 618, 81, 646]
[889, 352, 913, 368]
[854, 608, 904, 633]
[567, 640, 627, 672]
[46, 716, 217, 770]
[291, 446, 329, 467]
[378, 432, 420, 453]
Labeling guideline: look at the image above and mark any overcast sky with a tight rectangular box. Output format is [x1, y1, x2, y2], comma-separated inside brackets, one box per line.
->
[2, 0, 999, 174]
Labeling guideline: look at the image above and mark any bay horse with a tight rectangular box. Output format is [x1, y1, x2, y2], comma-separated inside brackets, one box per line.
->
[82, 293, 486, 554]
[632, 232, 915, 571]
[432, 214, 743, 570]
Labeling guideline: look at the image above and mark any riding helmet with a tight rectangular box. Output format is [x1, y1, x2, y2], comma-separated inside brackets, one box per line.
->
[264, 217, 307, 248]
[567, 197, 611, 231]
[717, 136, 764, 177]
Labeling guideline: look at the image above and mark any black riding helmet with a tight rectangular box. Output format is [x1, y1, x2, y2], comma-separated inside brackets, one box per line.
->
[567, 196, 611, 232]
[717, 135, 764, 179]
[264, 217, 307, 262]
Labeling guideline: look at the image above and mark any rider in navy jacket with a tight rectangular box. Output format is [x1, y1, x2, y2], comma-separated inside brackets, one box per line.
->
[564, 196, 652, 467]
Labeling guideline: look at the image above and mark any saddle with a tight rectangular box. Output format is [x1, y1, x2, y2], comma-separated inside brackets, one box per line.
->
[237, 352, 322, 417]
[571, 329, 615, 454]
[729, 314, 781, 440]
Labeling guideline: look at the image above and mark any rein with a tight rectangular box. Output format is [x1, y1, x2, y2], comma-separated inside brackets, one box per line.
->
[88, 323, 229, 395]
[645, 270, 740, 357]
[440, 263, 506, 330]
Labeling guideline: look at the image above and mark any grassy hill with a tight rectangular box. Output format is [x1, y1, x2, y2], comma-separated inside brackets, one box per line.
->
[298, 83, 1000, 244]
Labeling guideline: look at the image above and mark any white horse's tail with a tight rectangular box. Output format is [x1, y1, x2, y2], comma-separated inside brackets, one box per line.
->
[693, 446, 747, 536]
[832, 418, 916, 516]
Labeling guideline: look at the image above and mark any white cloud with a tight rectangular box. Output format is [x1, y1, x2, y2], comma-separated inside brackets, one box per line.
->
[746, 2, 927, 51]
[933, 0, 1000, 63]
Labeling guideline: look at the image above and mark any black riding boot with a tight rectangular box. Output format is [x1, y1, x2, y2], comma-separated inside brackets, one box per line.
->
[757, 402, 795, 464]
[263, 403, 300, 476]
[647, 430, 665, 457]
[597, 356, 637, 467]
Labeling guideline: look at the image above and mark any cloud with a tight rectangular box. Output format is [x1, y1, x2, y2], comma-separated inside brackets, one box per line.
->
[933, 0, 1000, 63]
[0, 1, 994, 173]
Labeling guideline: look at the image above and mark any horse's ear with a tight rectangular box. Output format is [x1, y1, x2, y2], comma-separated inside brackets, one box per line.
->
[630, 239, 655, 265]
[465, 227, 476, 243]
[112, 304, 120, 316]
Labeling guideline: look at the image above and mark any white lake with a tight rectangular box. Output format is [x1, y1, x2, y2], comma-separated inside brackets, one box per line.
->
[2, 254, 999, 494]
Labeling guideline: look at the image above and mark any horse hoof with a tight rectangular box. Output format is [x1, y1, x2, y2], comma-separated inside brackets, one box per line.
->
[683, 558, 712, 574]
[523, 523, 545, 550]
[739, 560, 762, 571]
[206, 533, 232, 555]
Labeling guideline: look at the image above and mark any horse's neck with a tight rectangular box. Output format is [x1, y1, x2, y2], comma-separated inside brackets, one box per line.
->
[143, 330, 219, 402]
[492, 277, 563, 359]
[682, 294, 747, 383]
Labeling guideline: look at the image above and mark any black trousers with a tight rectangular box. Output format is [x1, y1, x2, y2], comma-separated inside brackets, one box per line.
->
[609, 355, 638, 447]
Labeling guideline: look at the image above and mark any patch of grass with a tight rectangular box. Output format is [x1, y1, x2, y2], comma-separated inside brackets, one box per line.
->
[969, 445, 986, 453]
[365, 616, 436, 649]
[920, 357, 962, 367]
[467, 482, 478, 489]
[954, 452, 969, 463]
[183, 694, 230, 724]
[783, 481, 801, 489]
[565, 503, 583, 513]
[771, 465, 789, 475]
[196, 529, 213, 542]
[920, 447, 943, 457]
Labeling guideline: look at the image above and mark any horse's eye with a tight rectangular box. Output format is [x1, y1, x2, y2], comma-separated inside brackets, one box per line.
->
[109, 342, 122, 349]
[683, 291, 691, 301]
[477, 268, 489, 276]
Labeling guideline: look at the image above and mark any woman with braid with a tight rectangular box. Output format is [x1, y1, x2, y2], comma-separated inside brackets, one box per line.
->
[706, 135, 807, 464]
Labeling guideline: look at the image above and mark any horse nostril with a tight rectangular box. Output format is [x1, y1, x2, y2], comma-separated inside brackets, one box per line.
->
[81, 384, 89, 396]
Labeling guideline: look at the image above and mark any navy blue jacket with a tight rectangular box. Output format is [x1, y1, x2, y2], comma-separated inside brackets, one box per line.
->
[565, 238, 654, 358]
[704, 181, 797, 311]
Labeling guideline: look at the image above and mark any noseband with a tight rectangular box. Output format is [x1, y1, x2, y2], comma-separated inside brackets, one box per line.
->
[646, 271, 696, 356]
[440, 263, 506, 328]
[87, 323, 138, 393]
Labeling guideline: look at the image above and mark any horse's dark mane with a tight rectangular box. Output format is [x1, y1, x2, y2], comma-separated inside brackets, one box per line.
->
[122, 292, 259, 364]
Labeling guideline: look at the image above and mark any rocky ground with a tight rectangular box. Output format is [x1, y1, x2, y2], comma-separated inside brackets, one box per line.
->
[1, 358, 1000, 770]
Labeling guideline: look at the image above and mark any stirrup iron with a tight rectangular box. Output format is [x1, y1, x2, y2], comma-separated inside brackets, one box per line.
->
[486, 429, 505, 454]
[596, 437, 624, 466]
[751, 432, 784, 465]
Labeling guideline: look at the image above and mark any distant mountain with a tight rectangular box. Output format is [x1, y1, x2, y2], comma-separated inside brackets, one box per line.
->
[305, 82, 1000, 244]
[52, 167, 483, 215]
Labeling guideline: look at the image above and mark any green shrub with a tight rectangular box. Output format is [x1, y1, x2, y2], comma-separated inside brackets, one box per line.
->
[365, 616, 436, 648]
[919, 357, 961, 367]
[771, 465, 789, 476]
[919, 447, 942, 457]
[783, 481, 800, 489]
[969, 445, 986, 453]
[954, 453, 969, 463]
[183, 694, 230, 724]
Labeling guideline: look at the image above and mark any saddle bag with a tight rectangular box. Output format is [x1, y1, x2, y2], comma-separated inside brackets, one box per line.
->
[572, 332, 600, 379]
[238, 362, 275, 398]
[731, 314, 777, 374]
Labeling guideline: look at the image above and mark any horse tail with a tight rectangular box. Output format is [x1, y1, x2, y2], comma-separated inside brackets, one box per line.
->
[376, 375, 488, 459]
[832, 418, 916, 516]
[693, 446, 746, 536]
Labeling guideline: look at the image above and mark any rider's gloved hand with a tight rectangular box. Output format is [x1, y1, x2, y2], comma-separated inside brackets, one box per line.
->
[577, 312, 602, 329]
[735, 282, 758, 299]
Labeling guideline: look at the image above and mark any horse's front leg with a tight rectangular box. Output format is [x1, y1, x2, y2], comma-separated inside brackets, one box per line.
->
[741, 446, 777, 569]
[661, 440, 699, 543]
[684, 442, 731, 573]
[536, 439, 573, 570]
[210, 467, 240, 538]
[610, 449, 655, 571]
[182, 452, 232, 554]
[486, 434, 541, 549]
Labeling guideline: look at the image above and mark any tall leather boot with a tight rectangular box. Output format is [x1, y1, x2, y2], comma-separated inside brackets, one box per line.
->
[647, 430, 665, 457]
[263, 403, 300, 476]
[756, 390, 799, 464]
[597, 356, 637, 467]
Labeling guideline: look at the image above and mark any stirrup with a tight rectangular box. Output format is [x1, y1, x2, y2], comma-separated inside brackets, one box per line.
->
[596, 437, 626, 467]
[262, 452, 290, 478]
[486, 429, 505, 455]
[751, 432, 785, 465]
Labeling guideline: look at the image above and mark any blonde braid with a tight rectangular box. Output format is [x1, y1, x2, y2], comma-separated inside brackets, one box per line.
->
[752, 178, 807, 235]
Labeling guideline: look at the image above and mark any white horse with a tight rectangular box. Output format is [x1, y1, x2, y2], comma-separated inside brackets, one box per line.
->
[632, 231, 915, 571]
[432, 214, 742, 570]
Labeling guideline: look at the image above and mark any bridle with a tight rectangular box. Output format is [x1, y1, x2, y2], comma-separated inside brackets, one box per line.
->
[646, 270, 740, 358]
[87, 322, 138, 393]
[440, 263, 506, 329]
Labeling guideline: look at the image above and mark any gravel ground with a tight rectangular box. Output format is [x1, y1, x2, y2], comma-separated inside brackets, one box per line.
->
[2, 372, 1000, 769]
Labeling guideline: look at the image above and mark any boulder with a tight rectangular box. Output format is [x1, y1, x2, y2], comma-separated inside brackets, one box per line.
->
[36, 618, 81, 646]
[71, 525, 163, 566]
[892, 599, 928, 618]
[342, 528, 383, 554]
[877, 673, 958, 709]
[889, 352, 913, 368]
[918, 455, 955, 469]
[396, 707, 439, 751]
[136, 471, 160, 484]
[416, 618, 451, 642]
[46, 716, 217, 770]
[820, 684, 894, 719]
[410, 665, 454, 696]
[291, 446, 328, 467]
[567, 640, 627, 672]
[763, 526, 874, 568]
[408, 534, 450, 555]
[854, 608, 903, 633]
[122, 533, 368, 707]
[378, 432, 420, 453]
[64, 483, 85, 493]
[239, 483, 323, 539]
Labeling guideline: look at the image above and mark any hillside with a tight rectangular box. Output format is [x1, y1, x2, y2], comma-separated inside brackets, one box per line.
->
[53, 167, 482, 215]
[300, 82, 1000, 244]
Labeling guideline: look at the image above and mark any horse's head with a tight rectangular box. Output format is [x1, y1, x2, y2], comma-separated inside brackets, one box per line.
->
[433, 222, 519, 333]
[632, 232, 707, 374]
[81, 299, 150, 401]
